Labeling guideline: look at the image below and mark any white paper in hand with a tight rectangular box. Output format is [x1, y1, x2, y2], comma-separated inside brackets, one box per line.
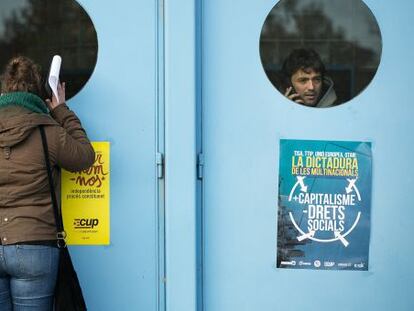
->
[48, 55, 62, 101]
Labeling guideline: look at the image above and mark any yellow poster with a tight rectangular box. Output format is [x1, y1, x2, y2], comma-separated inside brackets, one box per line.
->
[61, 142, 110, 245]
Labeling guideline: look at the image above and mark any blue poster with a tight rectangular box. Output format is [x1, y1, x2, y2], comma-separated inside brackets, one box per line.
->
[277, 139, 372, 271]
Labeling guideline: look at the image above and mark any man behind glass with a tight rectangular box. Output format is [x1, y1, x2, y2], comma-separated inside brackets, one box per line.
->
[281, 48, 337, 108]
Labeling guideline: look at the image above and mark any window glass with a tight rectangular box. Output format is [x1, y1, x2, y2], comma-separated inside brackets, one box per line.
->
[260, 0, 382, 108]
[0, 0, 98, 100]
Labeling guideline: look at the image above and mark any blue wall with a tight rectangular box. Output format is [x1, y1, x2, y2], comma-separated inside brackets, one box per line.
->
[55, 1, 414, 310]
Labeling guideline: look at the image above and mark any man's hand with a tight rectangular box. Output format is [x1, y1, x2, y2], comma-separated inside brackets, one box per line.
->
[45, 82, 66, 110]
[284, 86, 304, 104]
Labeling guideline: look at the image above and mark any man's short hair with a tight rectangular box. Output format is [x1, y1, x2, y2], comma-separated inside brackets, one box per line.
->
[281, 48, 326, 80]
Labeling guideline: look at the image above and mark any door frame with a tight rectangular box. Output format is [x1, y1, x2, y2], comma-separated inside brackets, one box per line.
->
[164, 0, 199, 310]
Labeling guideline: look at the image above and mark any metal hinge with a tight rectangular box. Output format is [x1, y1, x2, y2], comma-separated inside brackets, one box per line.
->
[197, 153, 204, 179]
[156, 152, 164, 179]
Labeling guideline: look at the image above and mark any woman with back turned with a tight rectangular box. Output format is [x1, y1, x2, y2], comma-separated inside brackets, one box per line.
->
[0, 56, 95, 310]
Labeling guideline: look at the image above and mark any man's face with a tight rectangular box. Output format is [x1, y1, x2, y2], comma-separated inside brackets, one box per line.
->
[290, 68, 322, 106]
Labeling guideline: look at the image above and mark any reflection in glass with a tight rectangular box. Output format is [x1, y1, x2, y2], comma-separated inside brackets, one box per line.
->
[260, 0, 382, 106]
[0, 0, 98, 99]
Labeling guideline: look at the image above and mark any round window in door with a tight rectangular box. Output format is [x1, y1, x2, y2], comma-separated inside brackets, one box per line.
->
[259, 0, 382, 108]
[0, 0, 98, 100]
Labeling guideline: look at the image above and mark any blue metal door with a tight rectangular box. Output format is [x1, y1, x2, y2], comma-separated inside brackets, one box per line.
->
[201, 0, 414, 310]
[68, 1, 164, 310]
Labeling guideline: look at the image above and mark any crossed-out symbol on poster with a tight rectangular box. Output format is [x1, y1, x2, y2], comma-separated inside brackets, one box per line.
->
[288, 176, 362, 247]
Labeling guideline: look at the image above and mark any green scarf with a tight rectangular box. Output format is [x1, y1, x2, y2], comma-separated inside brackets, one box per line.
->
[0, 92, 48, 114]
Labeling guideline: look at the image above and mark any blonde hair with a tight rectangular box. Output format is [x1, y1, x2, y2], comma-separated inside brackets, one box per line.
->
[1, 56, 42, 96]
